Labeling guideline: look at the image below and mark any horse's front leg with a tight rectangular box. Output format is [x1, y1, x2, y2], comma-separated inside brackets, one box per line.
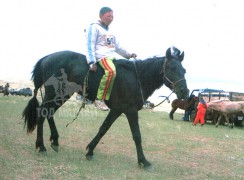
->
[215, 113, 222, 127]
[125, 110, 152, 170]
[86, 110, 122, 160]
[169, 107, 177, 120]
[223, 113, 233, 128]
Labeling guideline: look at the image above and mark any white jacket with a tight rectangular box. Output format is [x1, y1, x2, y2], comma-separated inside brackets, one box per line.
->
[85, 21, 132, 65]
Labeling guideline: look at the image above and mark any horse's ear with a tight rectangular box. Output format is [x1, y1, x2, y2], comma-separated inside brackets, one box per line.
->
[166, 48, 171, 59]
[172, 46, 181, 55]
[179, 51, 184, 62]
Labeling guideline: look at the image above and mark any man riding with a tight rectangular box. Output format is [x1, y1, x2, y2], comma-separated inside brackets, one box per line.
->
[84, 7, 137, 110]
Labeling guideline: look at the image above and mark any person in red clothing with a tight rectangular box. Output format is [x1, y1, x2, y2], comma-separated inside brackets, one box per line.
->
[193, 97, 208, 126]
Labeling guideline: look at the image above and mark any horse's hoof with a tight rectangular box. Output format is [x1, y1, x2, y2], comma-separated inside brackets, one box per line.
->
[86, 155, 93, 161]
[229, 125, 234, 129]
[51, 144, 59, 152]
[38, 150, 47, 156]
[37, 145, 47, 155]
[139, 162, 153, 171]
[143, 164, 153, 172]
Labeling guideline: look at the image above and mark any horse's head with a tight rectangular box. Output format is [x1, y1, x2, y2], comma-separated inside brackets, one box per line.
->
[162, 47, 189, 99]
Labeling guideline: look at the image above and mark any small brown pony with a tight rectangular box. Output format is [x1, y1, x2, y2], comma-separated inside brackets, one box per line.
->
[207, 99, 244, 128]
[169, 94, 198, 120]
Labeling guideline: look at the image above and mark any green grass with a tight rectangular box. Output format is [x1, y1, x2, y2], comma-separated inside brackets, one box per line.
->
[0, 95, 243, 179]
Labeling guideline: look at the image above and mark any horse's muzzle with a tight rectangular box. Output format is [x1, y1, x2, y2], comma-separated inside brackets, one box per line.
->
[175, 86, 189, 99]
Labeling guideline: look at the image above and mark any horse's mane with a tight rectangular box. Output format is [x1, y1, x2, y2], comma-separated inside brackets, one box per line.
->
[136, 57, 164, 74]
[114, 57, 165, 99]
[114, 59, 135, 71]
[116, 56, 163, 67]
[114, 57, 164, 77]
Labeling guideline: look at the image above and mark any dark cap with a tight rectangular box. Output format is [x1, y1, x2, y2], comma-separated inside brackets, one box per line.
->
[99, 7, 113, 15]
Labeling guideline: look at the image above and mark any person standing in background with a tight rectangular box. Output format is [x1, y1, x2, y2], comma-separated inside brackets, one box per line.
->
[193, 97, 208, 126]
[4, 83, 9, 96]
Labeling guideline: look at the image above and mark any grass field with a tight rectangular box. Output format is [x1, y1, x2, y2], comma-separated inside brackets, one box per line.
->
[0, 95, 243, 179]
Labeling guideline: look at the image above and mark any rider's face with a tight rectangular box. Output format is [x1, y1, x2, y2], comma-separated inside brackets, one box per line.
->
[100, 11, 113, 26]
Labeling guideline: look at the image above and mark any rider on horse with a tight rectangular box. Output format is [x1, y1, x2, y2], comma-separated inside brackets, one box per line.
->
[84, 7, 137, 111]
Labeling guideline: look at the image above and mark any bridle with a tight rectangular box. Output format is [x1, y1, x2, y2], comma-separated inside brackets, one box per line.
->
[133, 56, 185, 106]
[161, 57, 186, 92]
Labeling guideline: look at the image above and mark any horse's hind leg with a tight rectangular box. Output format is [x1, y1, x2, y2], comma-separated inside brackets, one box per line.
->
[86, 110, 122, 160]
[46, 99, 68, 152]
[169, 107, 177, 120]
[35, 100, 61, 153]
[216, 113, 223, 127]
[36, 113, 47, 153]
[48, 116, 59, 152]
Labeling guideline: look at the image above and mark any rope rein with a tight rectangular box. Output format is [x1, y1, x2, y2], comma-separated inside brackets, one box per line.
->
[153, 91, 174, 108]
[133, 60, 145, 104]
[36, 70, 89, 128]
[66, 71, 89, 127]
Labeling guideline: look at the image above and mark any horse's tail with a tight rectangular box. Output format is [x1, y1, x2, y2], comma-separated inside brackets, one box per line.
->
[22, 56, 46, 134]
[22, 93, 39, 134]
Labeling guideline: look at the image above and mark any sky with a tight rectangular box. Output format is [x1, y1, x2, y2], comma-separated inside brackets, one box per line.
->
[1, 0, 244, 98]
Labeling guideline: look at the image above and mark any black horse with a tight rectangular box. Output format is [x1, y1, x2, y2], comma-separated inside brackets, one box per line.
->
[22, 47, 188, 170]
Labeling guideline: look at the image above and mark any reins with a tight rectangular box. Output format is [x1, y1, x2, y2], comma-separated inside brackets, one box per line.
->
[133, 60, 145, 104]
[153, 91, 174, 108]
[66, 71, 89, 127]
[133, 57, 178, 108]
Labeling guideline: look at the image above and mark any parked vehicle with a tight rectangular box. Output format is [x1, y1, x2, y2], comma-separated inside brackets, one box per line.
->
[9, 89, 18, 95]
[10, 88, 32, 96]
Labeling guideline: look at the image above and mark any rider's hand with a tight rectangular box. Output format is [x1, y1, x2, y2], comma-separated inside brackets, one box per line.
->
[89, 64, 97, 72]
[131, 53, 137, 59]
